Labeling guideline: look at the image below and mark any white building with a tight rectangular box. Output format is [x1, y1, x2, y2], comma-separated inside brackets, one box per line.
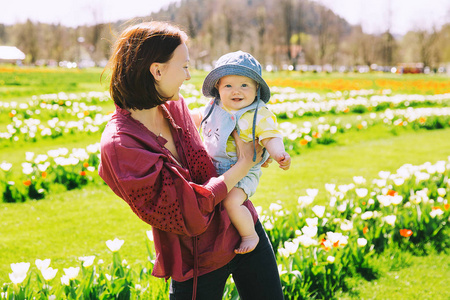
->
[0, 46, 26, 64]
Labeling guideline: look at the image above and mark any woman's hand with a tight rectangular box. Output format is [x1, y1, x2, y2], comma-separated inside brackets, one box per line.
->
[261, 157, 273, 168]
[221, 131, 264, 192]
[232, 130, 264, 168]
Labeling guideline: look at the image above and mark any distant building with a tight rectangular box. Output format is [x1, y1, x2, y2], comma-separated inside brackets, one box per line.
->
[396, 63, 424, 74]
[0, 46, 26, 64]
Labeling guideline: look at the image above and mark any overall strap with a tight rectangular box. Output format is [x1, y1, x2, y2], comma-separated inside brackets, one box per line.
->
[251, 89, 261, 162]
[199, 98, 219, 132]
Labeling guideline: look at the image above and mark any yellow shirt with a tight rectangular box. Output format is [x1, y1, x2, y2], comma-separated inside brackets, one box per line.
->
[222, 104, 282, 156]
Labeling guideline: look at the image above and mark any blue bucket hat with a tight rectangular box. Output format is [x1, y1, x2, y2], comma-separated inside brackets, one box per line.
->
[202, 51, 270, 103]
[201, 51, 270, 162]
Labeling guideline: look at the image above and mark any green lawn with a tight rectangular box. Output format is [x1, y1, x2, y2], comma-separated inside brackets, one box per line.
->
[1, 68, 449, 101]
[1, 125, 449, 299]
[338, 252, 450, 299]
[0, 67, 108, 101]
[254, 125, 450, 209]
[0, 185, 150, 279]
[0, 68, 449, 298]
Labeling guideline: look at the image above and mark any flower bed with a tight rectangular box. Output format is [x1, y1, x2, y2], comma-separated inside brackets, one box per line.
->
[2, 158, 448, 299]
[1, 143, 101, 202]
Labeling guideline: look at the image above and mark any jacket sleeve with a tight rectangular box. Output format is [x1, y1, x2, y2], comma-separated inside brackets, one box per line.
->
[99, 131, 228, 237]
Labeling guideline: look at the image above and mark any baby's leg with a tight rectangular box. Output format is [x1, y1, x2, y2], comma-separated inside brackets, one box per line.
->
[223, 187, 259, 254]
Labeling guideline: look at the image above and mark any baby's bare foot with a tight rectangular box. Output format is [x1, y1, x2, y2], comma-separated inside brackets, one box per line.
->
[234, 234, 259, 254]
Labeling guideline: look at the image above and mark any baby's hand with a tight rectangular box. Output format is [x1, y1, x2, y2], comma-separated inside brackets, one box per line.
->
[276, 152, 291, 170]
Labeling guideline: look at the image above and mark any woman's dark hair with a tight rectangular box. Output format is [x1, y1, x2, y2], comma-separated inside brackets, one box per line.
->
[107, 21, 187, 110]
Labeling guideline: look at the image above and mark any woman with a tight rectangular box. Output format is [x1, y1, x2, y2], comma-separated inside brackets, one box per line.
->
[99, 21, 284, 300]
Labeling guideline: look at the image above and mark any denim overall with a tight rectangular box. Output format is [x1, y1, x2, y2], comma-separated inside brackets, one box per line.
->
[201, 98, 270, 198]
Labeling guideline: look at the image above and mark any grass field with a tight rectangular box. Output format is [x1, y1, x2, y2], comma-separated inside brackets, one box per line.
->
[1, 67, 449, 101]
[0, 67, 449, 299]
[0, 67, 108, 101]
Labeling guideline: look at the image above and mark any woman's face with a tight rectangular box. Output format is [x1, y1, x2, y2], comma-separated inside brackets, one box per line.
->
[155, 43, 191, 101]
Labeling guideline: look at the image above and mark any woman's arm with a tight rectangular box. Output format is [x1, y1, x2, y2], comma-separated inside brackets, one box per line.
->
[99, 99, 262, 237]
[99, 140, 221, 237]
[99, 127, 261, 238]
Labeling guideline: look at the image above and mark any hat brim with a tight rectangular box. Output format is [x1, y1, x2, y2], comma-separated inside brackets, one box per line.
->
[202, 65, 271, 103]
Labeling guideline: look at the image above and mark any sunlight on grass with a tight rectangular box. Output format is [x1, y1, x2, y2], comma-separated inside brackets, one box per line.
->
[254, 127, 450, 209]
[338, 253, 450, 299]
[0, 69, 449, 298]
[1, 127, 449, 288]
[0, 185, 150, 283]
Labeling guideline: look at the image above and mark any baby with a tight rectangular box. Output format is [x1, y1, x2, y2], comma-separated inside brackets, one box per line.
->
[199, 51, 291, 254]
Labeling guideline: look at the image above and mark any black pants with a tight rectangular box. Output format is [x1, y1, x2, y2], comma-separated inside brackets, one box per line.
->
[169, 220, 284, 300]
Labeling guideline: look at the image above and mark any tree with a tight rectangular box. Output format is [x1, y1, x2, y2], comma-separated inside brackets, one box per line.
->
[381, 30, 395, 66]
[339, 26, 359, 67]
[361, 38, 376, 67]
[280, 0, 294, 63]
[299, 33, 317, 65]
[380, 0, 395, 67]
[256, 6, 267, 65]
[316, 6, 337, 66]
[16, 20, 39, 64]
[416, 29, 440, 69]
[1, 0, 448, 69]
[0, 24, 7, 44]
[436, 24, 450, 63]
[50, 24, 65, 63]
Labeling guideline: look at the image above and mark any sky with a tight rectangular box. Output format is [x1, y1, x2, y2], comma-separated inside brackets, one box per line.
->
[313, 0, 450, 35]
[0, 0, 178, 27]
[1, 0, 449, 35]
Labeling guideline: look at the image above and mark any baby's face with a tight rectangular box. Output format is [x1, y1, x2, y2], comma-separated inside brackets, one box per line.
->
[216, 75, 257, 111]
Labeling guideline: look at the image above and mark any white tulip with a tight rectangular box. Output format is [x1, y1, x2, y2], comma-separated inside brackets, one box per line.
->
[146, 230, 154, 242]
[355, 188, 368, 198]
[106, 238, 125, 252]
[79, 256, 95, 267]
[383, 215, 396, 226]
[63, 267, 80, 280]
[41, 267, 58, 281]
[0, 162, 12, 171]
[35, 259, 51, 271]
[312, 205, 325, 218]
[361, 211, 374, 220]
[357, 238, 368, 247]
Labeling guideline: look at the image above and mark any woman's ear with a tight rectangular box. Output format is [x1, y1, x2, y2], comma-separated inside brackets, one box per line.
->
[150, 63, 162, 81]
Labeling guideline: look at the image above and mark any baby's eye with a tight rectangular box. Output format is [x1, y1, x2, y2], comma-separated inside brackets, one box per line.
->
[242, 84, 248, 87]
[225, 84, 232, 88]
